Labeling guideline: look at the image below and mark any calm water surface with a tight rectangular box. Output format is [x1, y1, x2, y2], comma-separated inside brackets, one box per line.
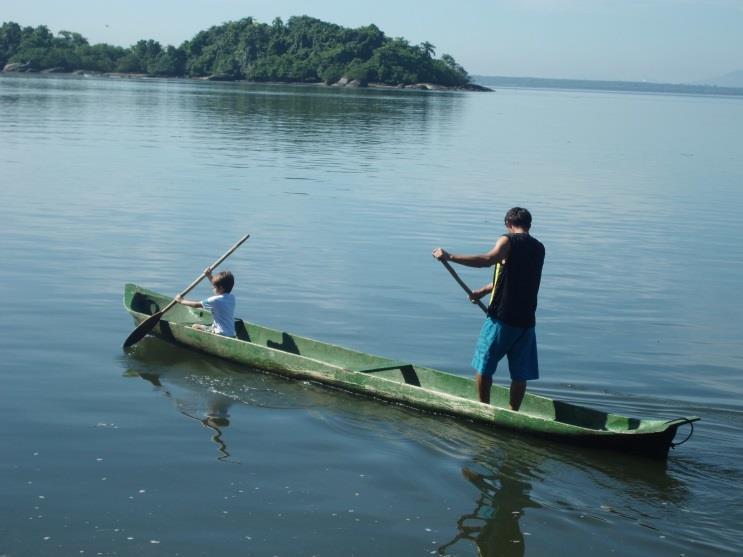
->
[1, 74, 742, 556]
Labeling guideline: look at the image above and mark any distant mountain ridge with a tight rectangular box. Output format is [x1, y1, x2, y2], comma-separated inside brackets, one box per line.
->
[697, 70, 743, 88]
[472, 74, 743, 97]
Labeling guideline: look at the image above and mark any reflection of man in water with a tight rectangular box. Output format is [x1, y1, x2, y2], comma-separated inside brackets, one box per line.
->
[439, 459, 539, 557]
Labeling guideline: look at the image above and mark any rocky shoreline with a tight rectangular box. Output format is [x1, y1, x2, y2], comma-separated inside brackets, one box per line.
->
[2, 63, 493, 92]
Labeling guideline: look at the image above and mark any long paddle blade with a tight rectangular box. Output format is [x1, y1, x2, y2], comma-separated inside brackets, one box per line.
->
[440, 260, 488, 314]
[123, 310, 166, 349]
[123, 234, 250, 349]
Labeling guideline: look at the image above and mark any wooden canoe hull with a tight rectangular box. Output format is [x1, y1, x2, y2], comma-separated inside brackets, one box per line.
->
[123, 284, 698, 459]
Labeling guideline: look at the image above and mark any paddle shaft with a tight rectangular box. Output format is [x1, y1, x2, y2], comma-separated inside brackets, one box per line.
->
[440, 260, 488, 314]
[123, 234, 250, 348]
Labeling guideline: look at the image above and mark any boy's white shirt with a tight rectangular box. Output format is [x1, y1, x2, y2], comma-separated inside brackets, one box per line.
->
[201, 292, 236, 336]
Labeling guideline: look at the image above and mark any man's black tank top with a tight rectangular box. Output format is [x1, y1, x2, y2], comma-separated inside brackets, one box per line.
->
[487, 233, 545, 328]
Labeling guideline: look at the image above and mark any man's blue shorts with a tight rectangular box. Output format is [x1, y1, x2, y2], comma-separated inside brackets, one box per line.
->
[471, 317, 539, 381]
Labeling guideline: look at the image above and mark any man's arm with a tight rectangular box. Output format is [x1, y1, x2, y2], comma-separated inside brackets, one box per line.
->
[432, 235, 511, 268]
[469, 282, 494, 302]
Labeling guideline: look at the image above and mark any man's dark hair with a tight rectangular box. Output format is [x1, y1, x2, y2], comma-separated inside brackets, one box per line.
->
[504, 207, 532, 230]
[213, 271, 235, 293]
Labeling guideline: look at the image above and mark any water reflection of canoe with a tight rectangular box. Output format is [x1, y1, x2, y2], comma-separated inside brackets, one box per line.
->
[123, 284, 699, 459]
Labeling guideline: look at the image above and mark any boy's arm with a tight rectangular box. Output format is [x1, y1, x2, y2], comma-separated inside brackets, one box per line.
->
[175, 295, 203, 308]
[174, 267, 213, 308]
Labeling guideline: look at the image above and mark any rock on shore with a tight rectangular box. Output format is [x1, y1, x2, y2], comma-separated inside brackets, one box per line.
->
[332, 77, 492, 92]
[3, 62, 33, 72]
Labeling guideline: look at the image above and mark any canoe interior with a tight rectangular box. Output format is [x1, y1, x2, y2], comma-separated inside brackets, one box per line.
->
[124, 284, 699, 458]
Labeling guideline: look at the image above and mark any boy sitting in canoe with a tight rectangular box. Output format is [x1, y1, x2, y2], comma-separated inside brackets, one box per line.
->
[175, 268, 236, 337]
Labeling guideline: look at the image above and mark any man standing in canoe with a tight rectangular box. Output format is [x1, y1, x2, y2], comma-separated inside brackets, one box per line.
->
[433, 207, 545, 411]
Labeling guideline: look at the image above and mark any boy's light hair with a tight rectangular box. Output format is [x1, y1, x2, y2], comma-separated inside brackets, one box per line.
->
[212, 271, 235, 293]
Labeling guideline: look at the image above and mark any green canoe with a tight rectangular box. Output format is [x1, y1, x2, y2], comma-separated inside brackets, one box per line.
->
[123, 283, 698, 459]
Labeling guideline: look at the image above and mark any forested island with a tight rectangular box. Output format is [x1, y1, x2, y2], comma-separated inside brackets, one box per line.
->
[0, 17, 487, 90]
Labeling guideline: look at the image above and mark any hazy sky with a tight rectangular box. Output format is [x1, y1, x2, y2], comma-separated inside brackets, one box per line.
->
[4, 0, 742, 83]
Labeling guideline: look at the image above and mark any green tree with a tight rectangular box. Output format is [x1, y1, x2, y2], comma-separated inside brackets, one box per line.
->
[0, 22, 23, 66]
[149, 46, 186, 76]
[419, 41, 435, 58]
[57, 30, 88, 48]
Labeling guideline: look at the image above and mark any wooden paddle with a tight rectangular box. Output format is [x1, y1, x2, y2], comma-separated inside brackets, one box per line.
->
[439, 260, 488, 314]
[123, 234, 250, 348]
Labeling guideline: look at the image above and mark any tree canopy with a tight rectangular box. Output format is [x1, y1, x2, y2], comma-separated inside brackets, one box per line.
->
[0, 22, 127, 73]
[1, 17, 470, 86]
